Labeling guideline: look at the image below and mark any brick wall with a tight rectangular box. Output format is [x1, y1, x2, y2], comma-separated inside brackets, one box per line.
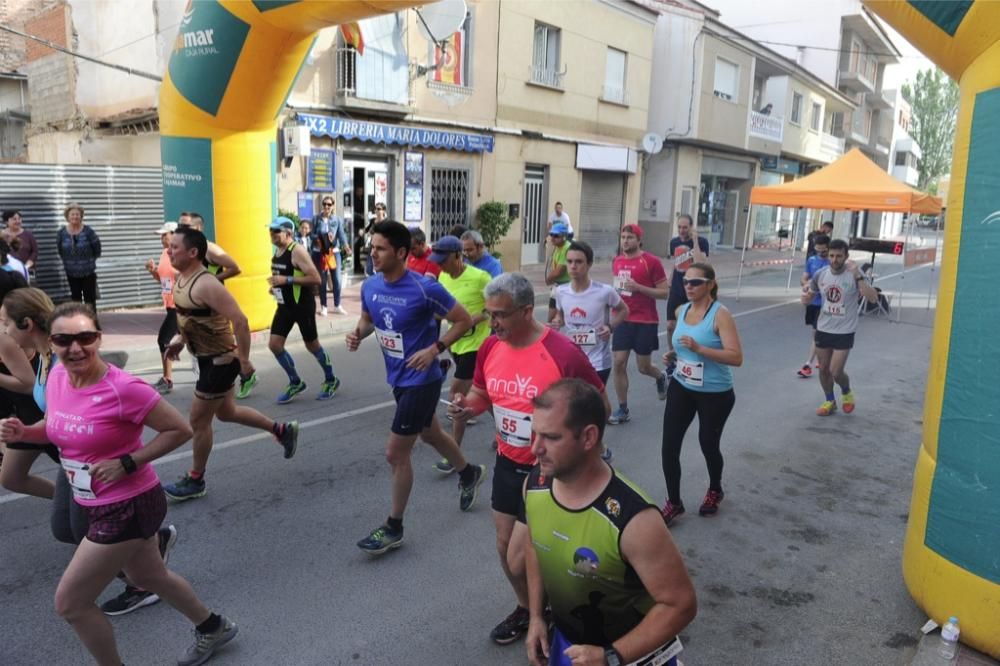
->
[24, 3, 71, 62]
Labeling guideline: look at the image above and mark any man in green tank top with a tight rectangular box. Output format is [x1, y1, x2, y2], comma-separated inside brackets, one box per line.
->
[524, 379, 696, 666]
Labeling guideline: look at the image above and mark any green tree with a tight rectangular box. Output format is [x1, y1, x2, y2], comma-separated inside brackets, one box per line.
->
[901, 67, 959, 190]
[474, 201, 514, 256]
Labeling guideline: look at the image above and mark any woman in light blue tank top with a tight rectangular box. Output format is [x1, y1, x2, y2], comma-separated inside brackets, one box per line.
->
[661, 263, 743, 526]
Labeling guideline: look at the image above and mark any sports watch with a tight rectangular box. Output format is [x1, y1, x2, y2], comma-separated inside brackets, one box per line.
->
[604, 646, 624, 666]
[435, 340, 447, 354]
[119, 454, 138, 475]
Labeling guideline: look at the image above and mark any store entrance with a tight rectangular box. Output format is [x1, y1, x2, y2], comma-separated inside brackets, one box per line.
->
[343, 156, 390, 275]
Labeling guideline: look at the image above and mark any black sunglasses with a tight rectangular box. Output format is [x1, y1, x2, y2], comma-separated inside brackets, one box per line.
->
[322, 201, 334, 206]
[50, 331, 102, 347]
[682, 277, 710, 287]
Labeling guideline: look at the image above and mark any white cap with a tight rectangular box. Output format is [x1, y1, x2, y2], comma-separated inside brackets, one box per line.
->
[155, 221, 178, 235]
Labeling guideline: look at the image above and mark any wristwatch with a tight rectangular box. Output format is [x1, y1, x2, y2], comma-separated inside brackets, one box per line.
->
[435, 340, 447, 354]
[119, 454, 137, 475]
[604, 647, 623, 666]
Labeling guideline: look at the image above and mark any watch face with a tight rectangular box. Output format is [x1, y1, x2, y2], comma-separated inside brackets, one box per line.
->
[605, 648, 622, 666]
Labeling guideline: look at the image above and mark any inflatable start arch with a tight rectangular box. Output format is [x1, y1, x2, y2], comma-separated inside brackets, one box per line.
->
[864, 1, 1000, 657]
[160, 0, 422, 329]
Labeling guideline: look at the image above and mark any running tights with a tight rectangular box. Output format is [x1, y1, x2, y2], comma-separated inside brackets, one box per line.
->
[661, 381, 736, 505]
[51, 471, 88, 545]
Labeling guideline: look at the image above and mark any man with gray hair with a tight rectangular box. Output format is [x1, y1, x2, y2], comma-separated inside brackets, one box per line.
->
[460, 230, 503, 277]
[449, 272, 608, 647]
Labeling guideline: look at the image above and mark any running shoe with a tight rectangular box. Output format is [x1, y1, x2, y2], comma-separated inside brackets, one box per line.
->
[235, 371, 258, 399]
[320, 305, 328, 317]
[158, 524, 179, 564]
[656, 372, 669, 400]
[357, 524, 403, 555]
[178, 616, 239, 666]
[163, 474, 206, 501]
[699, 489, 725, 516]
[490, 606, 530, 645]
[335, 305, 349, 315]
[276, 380, 307, 404]
[434, 458, 455, 475]
[152, 377, 173, 394]
[100, 585, 159, 616]
[608, 407, 630, 425]
[661, 500, 685, 526]
[841, 391, 856, 414]
[459, 464, 486, 511]
[276, 421, 299, 459]
[815, 400, 838, 416]
[316, 377, 341, 401]
[797, 365, 813, 378]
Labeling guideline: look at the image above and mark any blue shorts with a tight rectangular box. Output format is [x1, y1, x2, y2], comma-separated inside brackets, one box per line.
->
[391, 379, 443, 436]
[549, 627, 679, 666]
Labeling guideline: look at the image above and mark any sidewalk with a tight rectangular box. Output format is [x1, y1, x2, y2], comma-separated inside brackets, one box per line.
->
[98, 245, 796, 372]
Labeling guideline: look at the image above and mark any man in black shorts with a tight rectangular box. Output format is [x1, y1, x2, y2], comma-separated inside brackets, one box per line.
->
[162, 227, 298, 501]
[665, 215, 709, 375]
[266, 217, 341, 404]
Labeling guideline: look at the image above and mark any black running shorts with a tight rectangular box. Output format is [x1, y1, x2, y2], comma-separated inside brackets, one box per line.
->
[492, 452, 533, 518]
[611, 321, 659, 356]
[814, 330, 855, 350]
[451, 351, 478, 381]
[391, 379, 443, 436]
[270, 299, 318, 343]
[195, 357, 240, 399]
[804, 304, 821, 328]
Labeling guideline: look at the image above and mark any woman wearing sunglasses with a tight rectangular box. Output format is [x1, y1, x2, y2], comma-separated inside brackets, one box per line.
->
[660, 263, 743, 526]
[0, 302, 238, 666]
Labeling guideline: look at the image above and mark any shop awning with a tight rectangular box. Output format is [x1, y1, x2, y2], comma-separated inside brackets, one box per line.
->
[750, 148, 942, 214]
[298, 113, 494, 153]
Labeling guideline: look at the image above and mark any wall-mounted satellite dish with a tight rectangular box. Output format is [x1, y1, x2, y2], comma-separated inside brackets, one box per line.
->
[641, 132, 664, 155]
[416, 0, 468, 43]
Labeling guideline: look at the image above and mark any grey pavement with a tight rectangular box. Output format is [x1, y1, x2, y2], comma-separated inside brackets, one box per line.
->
[3, 249, 995, 665]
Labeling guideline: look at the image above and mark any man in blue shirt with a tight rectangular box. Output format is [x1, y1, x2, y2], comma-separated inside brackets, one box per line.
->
[797, 234, 830, 378]
[461, 230, 503, 277]
[346, 220, 487, 556]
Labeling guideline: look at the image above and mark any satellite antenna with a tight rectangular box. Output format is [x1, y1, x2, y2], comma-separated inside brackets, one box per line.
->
[415, 0, 468, 44]
[641, 133, 664, 155]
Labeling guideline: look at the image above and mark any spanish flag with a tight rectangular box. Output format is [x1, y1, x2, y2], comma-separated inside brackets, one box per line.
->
[433, 31, 464, 86]
[340, 22, 365, 55]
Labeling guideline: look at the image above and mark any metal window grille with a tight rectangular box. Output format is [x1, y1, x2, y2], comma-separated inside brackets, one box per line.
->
[430, 168, 469, 241]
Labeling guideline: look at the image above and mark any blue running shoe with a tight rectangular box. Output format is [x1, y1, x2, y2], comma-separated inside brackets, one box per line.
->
[163, 474, 206, 501]
[357, 524, 403, 555]
[277, 380, 307, 404]
[316, 377, 341, 400]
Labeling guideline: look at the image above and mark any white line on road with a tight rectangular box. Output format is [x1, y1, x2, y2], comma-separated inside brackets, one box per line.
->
[0, 263, 931, 506]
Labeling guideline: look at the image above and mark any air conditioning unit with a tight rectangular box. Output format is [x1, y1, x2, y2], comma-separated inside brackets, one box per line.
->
[282, 125, 311, 159]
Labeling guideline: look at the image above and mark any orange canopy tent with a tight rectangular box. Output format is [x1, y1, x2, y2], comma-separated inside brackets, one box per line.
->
[749, 147, 943, 213]
[737, 148, 942, 300]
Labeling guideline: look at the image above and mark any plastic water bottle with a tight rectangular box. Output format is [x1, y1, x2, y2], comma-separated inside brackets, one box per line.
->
[939, 616, 960, 662]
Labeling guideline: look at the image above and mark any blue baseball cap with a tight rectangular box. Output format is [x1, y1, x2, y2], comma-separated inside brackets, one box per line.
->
[269, 216, 295, 232]
[429, 235, 463, 263]
[550, 222, 569, 236]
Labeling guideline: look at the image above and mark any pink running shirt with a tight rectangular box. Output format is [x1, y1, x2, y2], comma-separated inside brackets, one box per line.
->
[45, 363, 161, 506]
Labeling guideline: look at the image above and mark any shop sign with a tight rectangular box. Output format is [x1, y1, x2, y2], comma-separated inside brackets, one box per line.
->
[299, 113, 494, 153]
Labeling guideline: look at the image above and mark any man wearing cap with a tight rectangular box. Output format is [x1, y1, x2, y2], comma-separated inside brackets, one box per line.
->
[545, 222, 572, 323]
[145, 222, 179, 394]
[460, 229, 503, 278]
[267, 217, 342, 403]
[609, 224, 670, 424]
[428, 235, 492, 472]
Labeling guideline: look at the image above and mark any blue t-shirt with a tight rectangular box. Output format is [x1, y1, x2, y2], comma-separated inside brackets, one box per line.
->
[361, 270, 456, 388]
[804, 255, 830, 306]
[469, 252, 503, 278]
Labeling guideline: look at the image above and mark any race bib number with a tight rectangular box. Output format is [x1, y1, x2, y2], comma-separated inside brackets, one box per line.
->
[613, 272, 632, 297]
[823, 302, 845, 317]
[60, 458, 96, 500]
[160, 277, 173, 294]
[494, 404, 532, 447]
[375, 328, 404, 359]
[674, 248, 694, 271]
[569, 327, 597, 347]
[676, 358, 704, 387]
[271, 287, 285, 305]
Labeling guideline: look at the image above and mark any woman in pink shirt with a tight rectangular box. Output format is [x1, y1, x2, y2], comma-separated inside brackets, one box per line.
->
[145, 222, 179, 393]
[0, 302, 238, 666]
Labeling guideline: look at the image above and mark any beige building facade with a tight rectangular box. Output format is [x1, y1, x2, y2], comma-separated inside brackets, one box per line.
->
[282, 0, 656, 268]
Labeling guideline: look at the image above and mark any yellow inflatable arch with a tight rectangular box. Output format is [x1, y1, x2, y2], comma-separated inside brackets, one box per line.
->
[864, 1, 1000, 657]
[159, 0, 421, 329]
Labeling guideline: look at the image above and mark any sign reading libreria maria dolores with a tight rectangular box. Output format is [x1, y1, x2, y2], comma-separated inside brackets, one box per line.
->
[298, 113, 494, 153]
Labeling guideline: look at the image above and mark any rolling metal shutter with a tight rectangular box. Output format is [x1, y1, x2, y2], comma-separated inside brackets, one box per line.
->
[579, 171, 625, 260]
[0, 164, 164, 309]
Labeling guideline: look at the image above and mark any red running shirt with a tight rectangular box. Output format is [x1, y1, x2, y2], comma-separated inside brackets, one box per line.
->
[406, 250, 441, 279]
[612, 251, 667, 324]
[474, 328, 604, 465]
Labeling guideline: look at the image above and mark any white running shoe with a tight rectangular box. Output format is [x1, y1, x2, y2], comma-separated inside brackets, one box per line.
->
[320, 306, 328, 317]
[336, 305, 349, 315]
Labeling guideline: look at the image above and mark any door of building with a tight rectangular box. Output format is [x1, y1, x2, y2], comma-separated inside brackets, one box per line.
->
[723, 189, 740, 246]
[343, 156, 390, 274]
[521, 166, 547, 265]
[579, 172, 626, 260]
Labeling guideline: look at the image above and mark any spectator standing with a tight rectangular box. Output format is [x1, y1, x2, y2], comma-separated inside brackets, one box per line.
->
[547, 201, 574, 238]
[310, 196, 350, 315]
[2, 210, 38, 275]
[56, 202, 102, 308]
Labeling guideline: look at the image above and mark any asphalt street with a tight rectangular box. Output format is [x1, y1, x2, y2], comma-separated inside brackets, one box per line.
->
[1, 255, 945, 665]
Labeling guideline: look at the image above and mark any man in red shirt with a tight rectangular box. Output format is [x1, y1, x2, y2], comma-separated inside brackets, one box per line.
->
[449, 272, 608, 647]
[405, 228, 441, 279]
[609, 224, 670, 424]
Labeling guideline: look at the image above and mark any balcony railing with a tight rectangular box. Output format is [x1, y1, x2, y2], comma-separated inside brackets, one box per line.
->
[336, 46, 410, 107]
[530, 65, 565, 89]
[749, 111, 783, 142]
[600, 84, 628, 105]
[820, 132, 845, 158]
